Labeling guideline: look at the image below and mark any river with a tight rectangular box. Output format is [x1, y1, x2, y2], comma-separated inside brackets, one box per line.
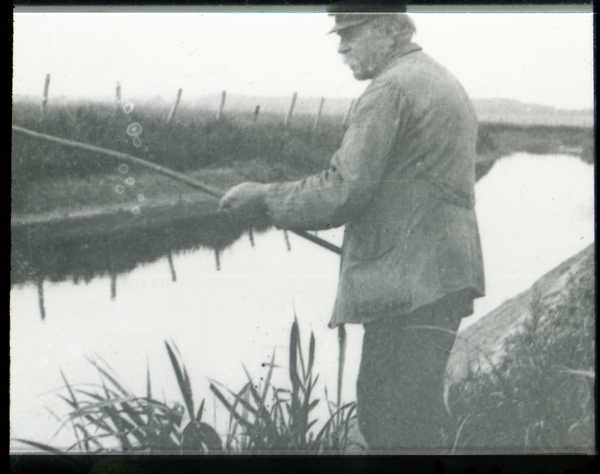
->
[10, 152, 595, 451]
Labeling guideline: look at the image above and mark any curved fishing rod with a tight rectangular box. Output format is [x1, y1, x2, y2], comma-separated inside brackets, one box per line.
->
[12, 125, 342, 255]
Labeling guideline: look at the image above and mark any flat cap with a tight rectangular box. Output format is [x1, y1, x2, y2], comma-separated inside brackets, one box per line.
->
[327, 1, 408, 34]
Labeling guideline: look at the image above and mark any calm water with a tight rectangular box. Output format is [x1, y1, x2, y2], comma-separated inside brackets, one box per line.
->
[10, 153, 595, 451]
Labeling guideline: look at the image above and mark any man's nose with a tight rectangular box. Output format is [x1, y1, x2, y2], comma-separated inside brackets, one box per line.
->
[337, 39, 350, 54]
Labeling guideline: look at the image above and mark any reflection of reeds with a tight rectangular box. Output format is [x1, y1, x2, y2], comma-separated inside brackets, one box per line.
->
[13, 318, 363, 454]
[36, 279, 46, 321]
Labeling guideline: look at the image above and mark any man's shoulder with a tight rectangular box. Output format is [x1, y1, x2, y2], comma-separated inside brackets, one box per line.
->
[381, 50, 456, 85]
[377, 50, 470, 103]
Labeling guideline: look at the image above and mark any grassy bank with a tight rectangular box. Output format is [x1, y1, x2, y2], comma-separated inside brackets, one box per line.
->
[444, 247, 595, 453]
[12, 100, 594, 216]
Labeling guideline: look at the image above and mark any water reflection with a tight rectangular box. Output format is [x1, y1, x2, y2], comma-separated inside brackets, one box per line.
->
[10, 227, 348, 450]
[11, 202, 269, 291]
[9, 153, 595, 451]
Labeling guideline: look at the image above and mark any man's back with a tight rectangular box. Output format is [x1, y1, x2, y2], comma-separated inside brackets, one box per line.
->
[375, 50, 479, 196]
[329, 45, 485, 326]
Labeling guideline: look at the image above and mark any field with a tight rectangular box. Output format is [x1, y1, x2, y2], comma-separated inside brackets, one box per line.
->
[11, 100, 341, 215]
[12, 99, 594, 217]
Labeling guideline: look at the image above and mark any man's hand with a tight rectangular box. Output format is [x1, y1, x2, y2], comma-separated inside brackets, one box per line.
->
[219, 182, 270, 218]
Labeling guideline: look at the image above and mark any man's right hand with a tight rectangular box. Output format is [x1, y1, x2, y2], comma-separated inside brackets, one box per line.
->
[219, 182, 270, 219]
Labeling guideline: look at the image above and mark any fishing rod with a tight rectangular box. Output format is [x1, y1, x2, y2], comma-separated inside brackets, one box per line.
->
[12, 125, 342, 255]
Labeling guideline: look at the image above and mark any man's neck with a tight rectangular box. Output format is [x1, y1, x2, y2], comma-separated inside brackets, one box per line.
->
[374, 41, 422, 78]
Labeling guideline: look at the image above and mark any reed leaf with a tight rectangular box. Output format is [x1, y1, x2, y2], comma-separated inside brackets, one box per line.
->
[74, 423, 105, 452]
[209, 383, 246, 427]
[260, 350, 276, 407]
[88, 359, 131, 398]
[59, 369, 79, 409]
[102, 405, 134, 451]
[227, 385, 259, 418]
[68, 397, 137, 419]
[195, 399, 205, 423]
[120, 401, 150, 431]
[146, 363, 152, 400]
[165, 341, 194, 419]
[289, 319, 300, 390]
[308, 332, 315, 375]
[12, 438, 78, 458]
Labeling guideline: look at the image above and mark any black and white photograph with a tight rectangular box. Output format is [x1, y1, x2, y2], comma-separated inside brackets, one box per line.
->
[11, 1, 594, 459]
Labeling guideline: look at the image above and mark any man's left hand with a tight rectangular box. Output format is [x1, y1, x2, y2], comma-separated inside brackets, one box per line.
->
[219, 182, 270, 218]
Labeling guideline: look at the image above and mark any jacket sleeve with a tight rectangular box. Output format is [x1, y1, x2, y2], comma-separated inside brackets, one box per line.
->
[265, 79, 409, 231]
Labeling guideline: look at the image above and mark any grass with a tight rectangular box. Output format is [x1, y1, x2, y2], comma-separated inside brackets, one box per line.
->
[13, 318, 363, 456]
[12, 99, 594, 216]
[475, 122, 594, 165]
[443, 255, 595, 453]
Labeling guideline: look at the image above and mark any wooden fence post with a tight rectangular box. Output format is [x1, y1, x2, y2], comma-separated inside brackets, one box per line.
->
[110, 272, 117, 300]
[41, 74, 51, 112]
[284, 92, 297, 127]
[313, 97, 325, 131]
[116, 81, 122, 110]
[341, 99, 355, 128]
[216, 91, 227, 121]
[253, 105, 260, 123]
[167, 88, 183, 124]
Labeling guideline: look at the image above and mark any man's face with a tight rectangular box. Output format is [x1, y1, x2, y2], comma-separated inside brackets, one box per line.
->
[336, 22, 397, 80]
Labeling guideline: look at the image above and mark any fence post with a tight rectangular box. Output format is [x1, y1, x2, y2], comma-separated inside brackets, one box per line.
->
[41, 73, 51, 112]
[253, 105, 260, 123]
[116, 81, 122, 110]
[341, 99, 355, 128]
[313, 97, 325, 131]
[110, 272, 117, 300]
[284, 92, 297, 127]
[216, 91, 227, 121]
[167, 88, 183, 124]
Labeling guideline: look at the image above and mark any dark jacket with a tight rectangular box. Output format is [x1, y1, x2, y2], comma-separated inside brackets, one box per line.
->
[265, 42, 485, 327]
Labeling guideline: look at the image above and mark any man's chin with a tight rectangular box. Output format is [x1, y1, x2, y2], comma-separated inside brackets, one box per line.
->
[352, 69, 373, 81]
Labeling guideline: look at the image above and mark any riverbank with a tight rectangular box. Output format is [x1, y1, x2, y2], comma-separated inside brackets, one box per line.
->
[12, 100, 594, 217]
[11, 99, 595, 287]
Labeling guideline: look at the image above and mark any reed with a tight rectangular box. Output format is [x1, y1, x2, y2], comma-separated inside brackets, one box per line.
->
[13, 318, 363, 455]
[443, 265, 595, 453]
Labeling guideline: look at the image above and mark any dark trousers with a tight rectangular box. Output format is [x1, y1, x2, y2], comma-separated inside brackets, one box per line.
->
[356, 292, 472, 453]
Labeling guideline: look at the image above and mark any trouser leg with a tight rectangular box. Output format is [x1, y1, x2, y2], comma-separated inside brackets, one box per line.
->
[356, 296, 465, 453]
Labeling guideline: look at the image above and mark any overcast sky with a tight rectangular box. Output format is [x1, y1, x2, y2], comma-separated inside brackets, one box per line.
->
[13, 11, 594, 110]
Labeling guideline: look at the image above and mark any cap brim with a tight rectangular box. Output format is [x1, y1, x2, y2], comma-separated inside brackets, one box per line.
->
[327, 17, 372, 34]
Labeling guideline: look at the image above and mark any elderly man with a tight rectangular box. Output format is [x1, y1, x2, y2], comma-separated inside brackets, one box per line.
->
[220, 11, 485, 452]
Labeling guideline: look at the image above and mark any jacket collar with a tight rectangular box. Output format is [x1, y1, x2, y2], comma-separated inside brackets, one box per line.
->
[374, 42, 423, 78]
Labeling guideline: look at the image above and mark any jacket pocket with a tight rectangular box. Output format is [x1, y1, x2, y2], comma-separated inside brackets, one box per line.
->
[344, 220, 401, 261]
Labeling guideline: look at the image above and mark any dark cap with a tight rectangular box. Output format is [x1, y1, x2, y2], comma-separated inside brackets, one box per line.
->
[327, 1, 408, 34]
[327, 0, 408, 13]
